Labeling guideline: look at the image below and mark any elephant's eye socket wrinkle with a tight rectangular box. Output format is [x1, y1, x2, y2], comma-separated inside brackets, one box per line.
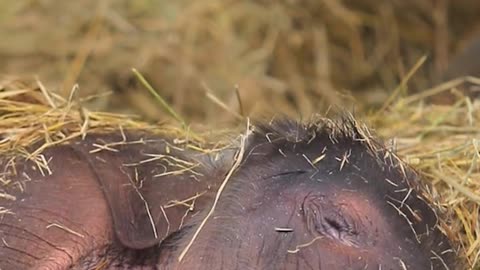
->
[267, 170, 308, 179]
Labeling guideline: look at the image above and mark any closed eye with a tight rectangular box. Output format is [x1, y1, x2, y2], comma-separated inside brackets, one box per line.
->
[318, 214, 359, 247]
[303, 195, 360, 247]
[324, 217, 344, 232]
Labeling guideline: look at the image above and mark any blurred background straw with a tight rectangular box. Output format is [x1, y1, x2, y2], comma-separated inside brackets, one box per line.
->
[1, 0, 479, 123]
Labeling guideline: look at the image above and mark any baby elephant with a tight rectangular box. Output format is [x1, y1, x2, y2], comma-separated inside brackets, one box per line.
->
[0, 117, 458, 269]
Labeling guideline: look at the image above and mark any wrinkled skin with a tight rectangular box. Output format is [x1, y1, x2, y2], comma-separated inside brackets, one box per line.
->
[0, 119, 458, 269]
[0, 133, 232, 269]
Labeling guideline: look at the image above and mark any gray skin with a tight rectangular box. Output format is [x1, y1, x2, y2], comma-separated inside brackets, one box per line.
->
[0, 119, 458, 269]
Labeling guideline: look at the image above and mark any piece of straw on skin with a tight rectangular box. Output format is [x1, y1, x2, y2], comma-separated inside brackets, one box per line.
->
[0, 207, 14, 215]
[159, 206, 170, 239]
[0, 193, 16, 201]
[287, 236, 324, 254]
[154, 164, 199, 178]
[46, 223, 85, 238]
[164, 191, 207, 209]
[178, 118, 251, 262]
[122, 167, 159, 240]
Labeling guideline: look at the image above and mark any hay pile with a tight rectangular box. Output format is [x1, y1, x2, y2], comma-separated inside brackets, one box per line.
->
[1, 0, 480, 122]
[0, 77, 479, 268]
[369, 78, 480, 269]
[0, 77, 209, 158]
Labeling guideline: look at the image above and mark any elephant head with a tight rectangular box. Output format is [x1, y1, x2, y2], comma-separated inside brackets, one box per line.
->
[0, 118, 459, 269]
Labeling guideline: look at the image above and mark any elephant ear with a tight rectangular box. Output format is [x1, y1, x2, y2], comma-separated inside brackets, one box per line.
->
[0, 145, 116, 269]
[74, 133, 230, 249]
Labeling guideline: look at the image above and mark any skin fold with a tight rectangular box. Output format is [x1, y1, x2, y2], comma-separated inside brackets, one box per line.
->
[0, 118, 459, 269]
